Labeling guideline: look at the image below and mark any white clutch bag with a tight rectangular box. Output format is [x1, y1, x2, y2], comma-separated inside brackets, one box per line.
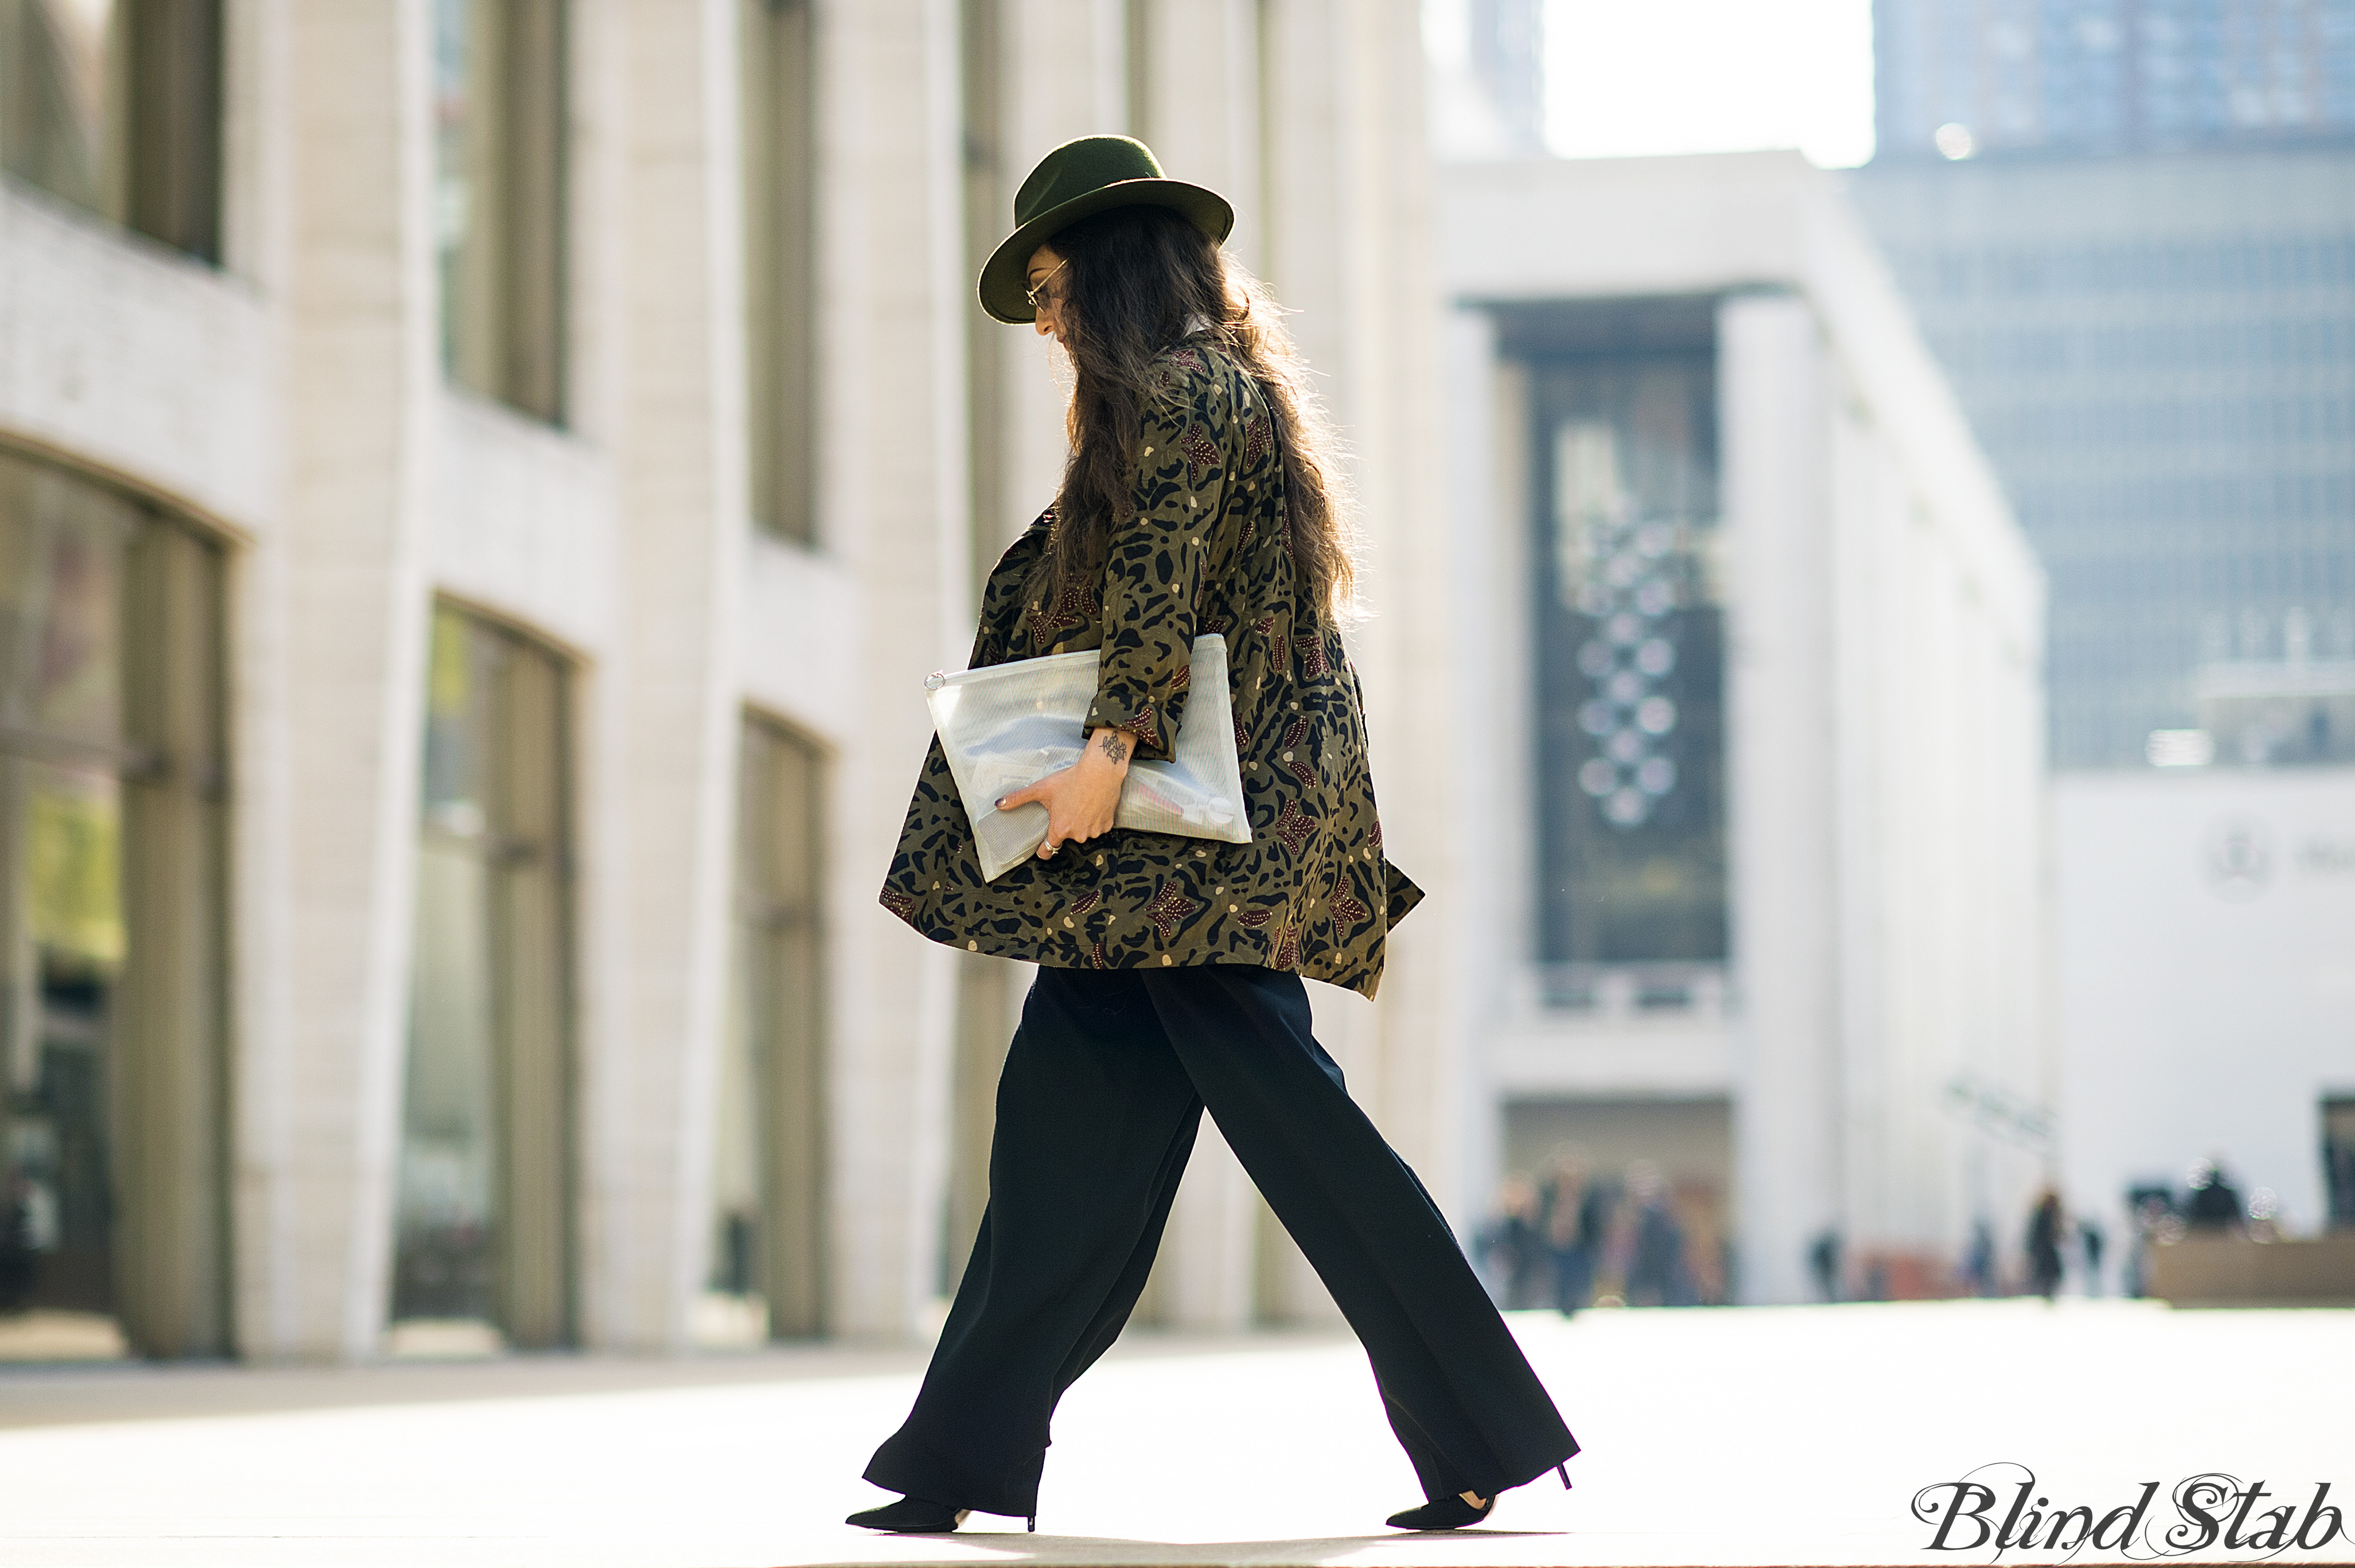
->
[926, 634, 1253, 881]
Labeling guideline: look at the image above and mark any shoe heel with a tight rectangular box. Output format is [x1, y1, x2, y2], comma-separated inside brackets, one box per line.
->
[1027, 1515, 1036, 1533]
[1558, 1462, 1571, 1489]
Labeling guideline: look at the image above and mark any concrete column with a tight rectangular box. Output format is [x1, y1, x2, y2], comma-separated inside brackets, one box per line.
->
[1333, 4, 1462, 1225]
[586, 0, 748, 1351]
[1134, 0, 1461, 1319]
[1152, 1129, 1258, 1331]
[267, 0, 438, 1359]
[993, 0, 1278, 1331]
[1721, 292, 1841, 1305]
[997, 0, 1121, 551]
[218, 0, 298, 1365]
[1826, 412, 1895, 1253]
[820, 0, 972, 1338]
[1441, 303, 1514, 1228]
[1256, 1, 1463, 1193]
[1137, 0, 1264, 269]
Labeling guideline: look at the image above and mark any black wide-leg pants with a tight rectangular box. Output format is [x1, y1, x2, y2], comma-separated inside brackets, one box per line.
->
[863, 963, 1577, 1521]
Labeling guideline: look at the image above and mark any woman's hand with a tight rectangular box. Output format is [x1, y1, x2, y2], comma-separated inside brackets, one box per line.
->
[997, 728, 1134, 860]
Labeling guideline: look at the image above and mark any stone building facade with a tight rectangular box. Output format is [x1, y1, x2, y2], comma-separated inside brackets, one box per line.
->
[0, 0, 1453, 1360]
[1436, 153, 2052, 1304]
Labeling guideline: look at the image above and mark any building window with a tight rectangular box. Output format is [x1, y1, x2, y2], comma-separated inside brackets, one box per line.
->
[393, 604, 575, 1352]
[0, 447, 229, 1362]
[741, 0, 815, 543]
[2326, 1098, 2355, 1229]
[435, 0, 568, 422]
[0, 0, 224, 259]
[702, 712, 825, 1343]
[1125, 0, 1154, 141]
[1530, 350, 1729, 970]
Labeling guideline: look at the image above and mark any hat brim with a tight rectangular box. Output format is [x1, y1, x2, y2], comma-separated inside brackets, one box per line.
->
[978, 178, 1235, 324]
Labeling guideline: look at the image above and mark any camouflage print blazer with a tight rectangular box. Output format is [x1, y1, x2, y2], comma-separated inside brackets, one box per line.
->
[879, 336, 1421, 998]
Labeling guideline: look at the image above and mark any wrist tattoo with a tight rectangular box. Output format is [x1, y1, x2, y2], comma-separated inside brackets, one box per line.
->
[1100, 730, 1132, 765]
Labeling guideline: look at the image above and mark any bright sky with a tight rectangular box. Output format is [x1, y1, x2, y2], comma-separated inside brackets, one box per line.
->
[1434, 0, 1879, 168]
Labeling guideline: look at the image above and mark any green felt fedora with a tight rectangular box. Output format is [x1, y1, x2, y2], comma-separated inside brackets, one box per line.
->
[978, 135, 1234, 324]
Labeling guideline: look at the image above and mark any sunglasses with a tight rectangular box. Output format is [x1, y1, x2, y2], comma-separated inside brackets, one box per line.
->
[1025, 259, 1069, 314]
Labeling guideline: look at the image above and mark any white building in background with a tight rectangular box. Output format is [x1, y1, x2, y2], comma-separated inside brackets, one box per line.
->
[0, 0, 1451, 1362]
[1853, 140, 2355, 1260]
[2056, 766, 2355, 1245]
[1431, 153, 2050, 1304]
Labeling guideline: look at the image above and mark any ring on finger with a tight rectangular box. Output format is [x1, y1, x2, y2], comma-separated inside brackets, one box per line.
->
[1041, 840, 1060, 856]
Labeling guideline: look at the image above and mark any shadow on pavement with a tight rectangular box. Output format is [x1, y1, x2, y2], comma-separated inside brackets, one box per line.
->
[801, 1531, 1571, 1567]
[0, 1345, 937, 1430]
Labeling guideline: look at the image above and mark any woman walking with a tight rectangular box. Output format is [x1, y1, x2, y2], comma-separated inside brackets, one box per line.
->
[855, 135, 1576, 1536]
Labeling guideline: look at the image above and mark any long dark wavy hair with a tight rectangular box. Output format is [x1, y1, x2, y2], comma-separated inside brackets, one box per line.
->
[1028, 204, 1356, 624]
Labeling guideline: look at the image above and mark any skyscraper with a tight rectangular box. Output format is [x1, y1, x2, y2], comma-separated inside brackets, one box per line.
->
[1857, 0, 2355, 769]
[1470, 0, 1548, 152]
[1875, 0, 2355, 163]
[1858, 0, 2355, 1243]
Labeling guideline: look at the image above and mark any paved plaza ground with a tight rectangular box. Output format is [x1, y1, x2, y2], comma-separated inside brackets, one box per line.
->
[1, 1299, 2349, 1568]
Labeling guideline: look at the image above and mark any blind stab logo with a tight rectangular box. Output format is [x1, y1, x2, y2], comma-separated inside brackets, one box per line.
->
[1912, 1466, 2348, 1559]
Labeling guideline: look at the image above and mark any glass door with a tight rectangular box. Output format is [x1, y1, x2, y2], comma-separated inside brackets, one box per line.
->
[391, 604, 574, 1354]
[0, 449, 227, 1362]
[699, 713, 824, 1344]
[1530, 351, 1731, 976]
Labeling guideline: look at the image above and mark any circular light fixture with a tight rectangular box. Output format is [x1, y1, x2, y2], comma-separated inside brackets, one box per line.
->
[1566, 500, 1700, 832]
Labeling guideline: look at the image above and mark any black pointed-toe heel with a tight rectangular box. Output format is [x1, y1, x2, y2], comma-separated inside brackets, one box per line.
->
[846, 1495, 972, 1533]
[1385, 1491, 1496, 1530]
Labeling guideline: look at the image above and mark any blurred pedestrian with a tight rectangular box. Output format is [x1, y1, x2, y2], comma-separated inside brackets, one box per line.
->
[1961, 1219, 1995, 1297]
[1538, 1149, 1604, 1315]
[1477, 1178, 1544, 1308]
[853, 136, 1574, 1538]
[2077, 1218, 2105, 1297]
[2122, 1191, 2176, 1298]
[1808, 1229, 1842, 1303]
[1623, 1164, 1690, 1307]
[2026, 1189, 2065, 1301]
[2185, 1156, 2245, 1232]
[0, 1172, 34, 1314]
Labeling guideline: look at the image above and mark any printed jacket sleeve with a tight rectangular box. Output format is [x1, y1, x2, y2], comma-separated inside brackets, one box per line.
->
[1084, 360, 1222, 762]
[967, 510, 1053, 670]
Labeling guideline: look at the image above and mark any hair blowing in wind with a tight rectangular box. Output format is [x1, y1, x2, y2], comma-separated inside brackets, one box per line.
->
[1029, 205, 1357, 624]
